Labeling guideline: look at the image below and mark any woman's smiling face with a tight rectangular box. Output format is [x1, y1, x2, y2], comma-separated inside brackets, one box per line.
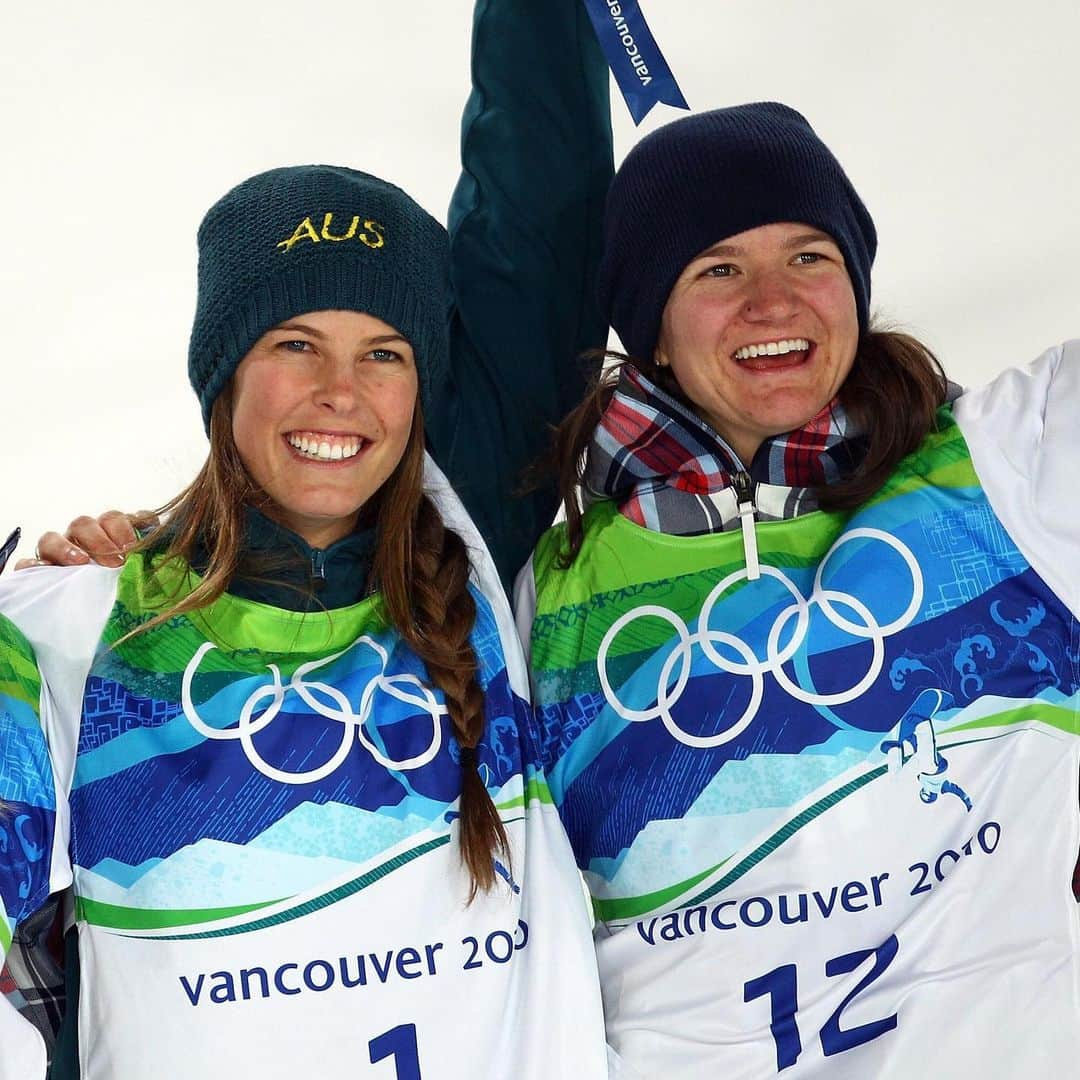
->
[654, 221, 860, 465]
[230, 309, 418, 548]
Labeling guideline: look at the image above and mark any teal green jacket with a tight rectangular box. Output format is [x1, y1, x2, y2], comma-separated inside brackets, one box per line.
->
[429, 0, 613, 590]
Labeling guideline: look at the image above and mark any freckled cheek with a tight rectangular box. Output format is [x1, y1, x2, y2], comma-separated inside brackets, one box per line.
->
[814, 278, 858, 332]
[368, 378, 418, 444]
[386, 402, 416, 445]
[679, 295, 741, 348]
[234, 402, 283, 455]
[233, 370, 301, 436]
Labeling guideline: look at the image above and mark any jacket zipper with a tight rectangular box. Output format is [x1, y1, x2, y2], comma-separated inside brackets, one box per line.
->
[732, 470, 761, 581]
[311, 549, 327, 581]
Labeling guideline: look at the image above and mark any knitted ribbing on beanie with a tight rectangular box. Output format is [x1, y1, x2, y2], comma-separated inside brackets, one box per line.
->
[188, 165, 450, 430]
[597, 102, 876, 364]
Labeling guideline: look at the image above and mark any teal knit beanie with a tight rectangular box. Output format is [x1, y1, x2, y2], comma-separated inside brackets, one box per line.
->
[188, 165, 450, 431]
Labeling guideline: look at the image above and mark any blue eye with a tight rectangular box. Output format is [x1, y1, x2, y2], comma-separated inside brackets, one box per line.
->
[367, 348, 402, 363]
[703, 264, 736, 278]
[794, 252, 824, 265]
[279, 339, 311, 352]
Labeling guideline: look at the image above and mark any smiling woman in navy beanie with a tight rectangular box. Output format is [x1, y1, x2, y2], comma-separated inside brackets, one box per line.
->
[598, 102, 877, 363]
[517, 99, 1080, 1078]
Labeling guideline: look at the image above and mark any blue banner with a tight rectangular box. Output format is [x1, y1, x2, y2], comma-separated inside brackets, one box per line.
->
[582, 0, 689, 124]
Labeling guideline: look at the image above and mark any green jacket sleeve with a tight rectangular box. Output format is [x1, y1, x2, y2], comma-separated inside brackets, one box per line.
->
[426, 0, 614, 590]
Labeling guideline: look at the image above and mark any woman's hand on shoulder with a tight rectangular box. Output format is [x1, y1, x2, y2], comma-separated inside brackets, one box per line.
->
[18, 510, 158, 570]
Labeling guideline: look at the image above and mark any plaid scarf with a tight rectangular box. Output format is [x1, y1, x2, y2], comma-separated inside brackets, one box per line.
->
[1, 897, 65, 1061]
[583, 365, 865, 536]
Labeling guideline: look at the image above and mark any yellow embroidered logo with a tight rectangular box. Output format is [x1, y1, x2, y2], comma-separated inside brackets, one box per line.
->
[276, 214, 385, 253]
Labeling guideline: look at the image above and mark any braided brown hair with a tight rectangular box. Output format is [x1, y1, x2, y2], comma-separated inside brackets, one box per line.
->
[370, 406, 508, 900]
[125, 391, 507, 900]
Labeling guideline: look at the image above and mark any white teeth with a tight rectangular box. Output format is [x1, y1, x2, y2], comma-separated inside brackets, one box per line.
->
[286, 433, 364, 461]
[734, 338, 810, 361]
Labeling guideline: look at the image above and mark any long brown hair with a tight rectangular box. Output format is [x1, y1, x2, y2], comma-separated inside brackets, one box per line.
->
[128, 388, 507, 899]
[549, 328, 947, 565]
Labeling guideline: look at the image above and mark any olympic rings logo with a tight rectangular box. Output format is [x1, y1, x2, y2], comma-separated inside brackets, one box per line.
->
[597, 528, 923, 749]
[181, 636, 446, 784]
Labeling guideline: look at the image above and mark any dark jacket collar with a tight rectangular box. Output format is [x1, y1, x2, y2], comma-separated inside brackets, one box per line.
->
[190, 505, 376, 612]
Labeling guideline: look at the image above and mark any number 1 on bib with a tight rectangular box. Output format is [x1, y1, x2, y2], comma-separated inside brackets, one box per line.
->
[369, 1023, 422, 1079]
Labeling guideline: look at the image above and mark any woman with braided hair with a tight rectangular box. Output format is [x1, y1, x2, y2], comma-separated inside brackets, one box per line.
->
[0, 161, 610, 1080]
[0, 1, 614, 1077]
[517, 103, 1080, 1076]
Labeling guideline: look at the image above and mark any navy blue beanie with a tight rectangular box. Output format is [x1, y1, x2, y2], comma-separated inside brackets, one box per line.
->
[189, 165, 450, 432]
[597, 102, 877, 363]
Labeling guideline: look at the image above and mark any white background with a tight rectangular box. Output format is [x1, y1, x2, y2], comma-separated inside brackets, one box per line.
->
[2, 0, 1077, 561]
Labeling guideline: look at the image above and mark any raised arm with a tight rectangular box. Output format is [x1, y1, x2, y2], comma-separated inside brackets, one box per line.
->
[426, 0, 614, 589]
[29, 3, 614, 588]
